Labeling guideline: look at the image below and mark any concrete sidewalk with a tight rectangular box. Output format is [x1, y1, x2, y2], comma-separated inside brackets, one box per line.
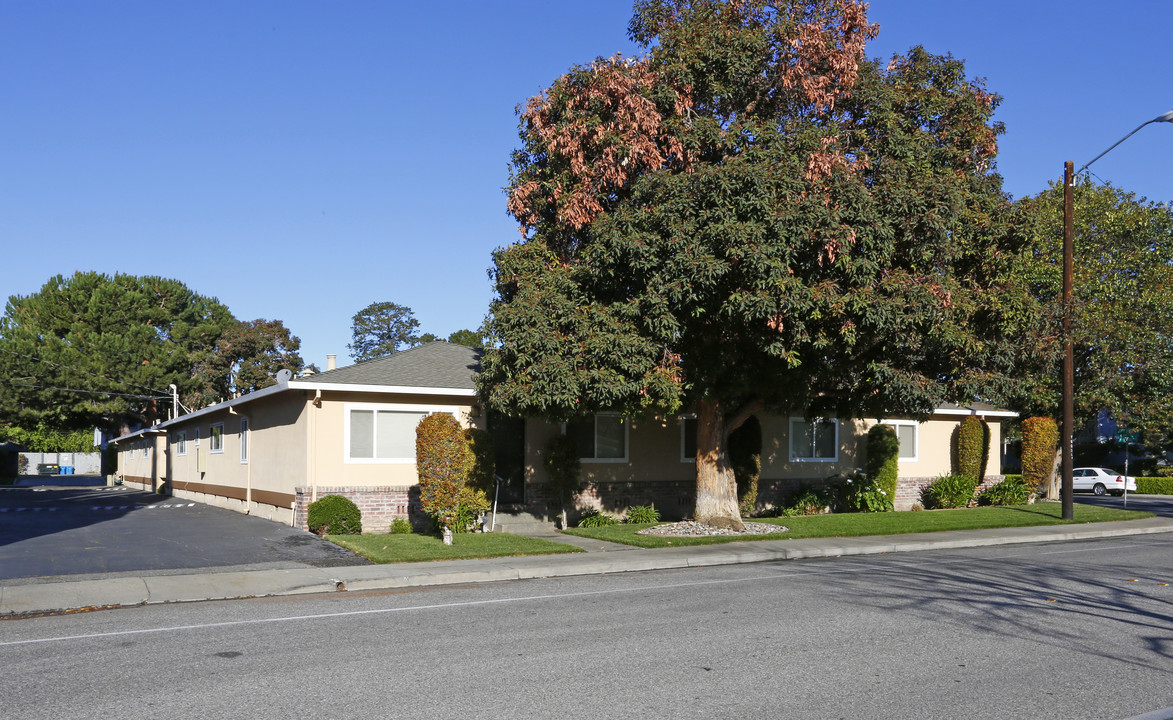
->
[4, 516, 1173, 617]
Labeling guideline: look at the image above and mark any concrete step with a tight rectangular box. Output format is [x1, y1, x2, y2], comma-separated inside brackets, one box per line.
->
[486, 508, 557, 536]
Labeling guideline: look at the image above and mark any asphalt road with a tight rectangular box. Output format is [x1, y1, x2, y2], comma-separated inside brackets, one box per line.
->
[0, 484, 366, 582]
[2, 535, 1171, 719]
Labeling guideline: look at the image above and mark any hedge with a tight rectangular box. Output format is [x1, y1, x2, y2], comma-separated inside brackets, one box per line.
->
[1136, 477, 1173, 495]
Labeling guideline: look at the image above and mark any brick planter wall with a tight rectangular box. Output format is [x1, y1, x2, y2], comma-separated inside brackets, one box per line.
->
[294, 486, 419, 533]
[895, 475, 1007, 511]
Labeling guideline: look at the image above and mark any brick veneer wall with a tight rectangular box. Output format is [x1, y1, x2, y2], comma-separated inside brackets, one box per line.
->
[294, 486, 419, 533]
[894, 475, 1007, 511]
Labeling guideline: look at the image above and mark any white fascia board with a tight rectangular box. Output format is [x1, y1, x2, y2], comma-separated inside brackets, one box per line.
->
[153, 382, 292, 431]
[933, 407, 1019, 418]
[133, 380, 476, 439]
[110, 426, 169, 444]
[287, 381, 477, 397]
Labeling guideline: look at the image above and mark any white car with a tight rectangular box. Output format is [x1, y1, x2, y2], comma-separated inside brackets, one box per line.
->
[1073, 467, 1138, 496]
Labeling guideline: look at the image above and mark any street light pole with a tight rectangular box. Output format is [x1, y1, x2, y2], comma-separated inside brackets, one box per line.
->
[1060, 109, 1173, 521]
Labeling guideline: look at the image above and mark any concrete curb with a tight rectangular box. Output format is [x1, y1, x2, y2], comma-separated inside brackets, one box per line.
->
[4, 516, 1173, 617]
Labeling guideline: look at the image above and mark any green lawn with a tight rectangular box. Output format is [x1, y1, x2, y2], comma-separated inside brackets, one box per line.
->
[562, 502, 1155, 548]
[327, 531, 584, 564]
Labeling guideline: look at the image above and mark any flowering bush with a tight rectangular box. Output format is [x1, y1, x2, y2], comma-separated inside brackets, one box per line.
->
[827, 470, 892, 513]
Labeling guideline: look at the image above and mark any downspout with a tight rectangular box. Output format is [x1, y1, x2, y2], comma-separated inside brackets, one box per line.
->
[309, 390, 322, 504]
[230, 407, 252, 513]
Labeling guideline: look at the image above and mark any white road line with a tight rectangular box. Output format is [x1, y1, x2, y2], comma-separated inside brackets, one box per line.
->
[9, 536, 1164, 650]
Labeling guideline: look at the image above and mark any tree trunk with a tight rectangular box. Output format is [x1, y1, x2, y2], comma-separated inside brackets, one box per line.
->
[694, 397, 746, 531]
[1046, 448, 1061, 501]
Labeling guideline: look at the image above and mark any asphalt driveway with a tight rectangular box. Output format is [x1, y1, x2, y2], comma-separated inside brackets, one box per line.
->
[0, 479, 367, 583]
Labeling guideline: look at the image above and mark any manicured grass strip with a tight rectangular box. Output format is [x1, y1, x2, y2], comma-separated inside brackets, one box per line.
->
[562, 503, 1155, 549]
[327, 532, 584, 563]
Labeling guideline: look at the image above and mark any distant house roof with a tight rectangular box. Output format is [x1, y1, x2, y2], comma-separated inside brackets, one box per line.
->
[112, 343, 483, 444]
[302, 342, 481, 392]
[935, 402, 1017, 418]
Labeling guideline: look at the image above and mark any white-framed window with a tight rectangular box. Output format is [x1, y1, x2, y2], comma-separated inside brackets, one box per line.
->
[565, 413, 628, 463]
[345, 403, 459, 464]
[239, 417, 249, 464]
[210, 423, 224, 454]
[175, 430, 187, 457]
[880, 420, 919, 461]
[680, 414, 697, 463]
[789, 417, 838, 462]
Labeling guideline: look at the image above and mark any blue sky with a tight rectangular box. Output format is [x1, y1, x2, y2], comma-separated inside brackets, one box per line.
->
[3, 1, 1170, 370]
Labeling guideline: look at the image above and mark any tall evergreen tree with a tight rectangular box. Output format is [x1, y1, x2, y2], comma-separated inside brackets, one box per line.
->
[0, 272, 233, 434]
[478, 0, 1027, 529]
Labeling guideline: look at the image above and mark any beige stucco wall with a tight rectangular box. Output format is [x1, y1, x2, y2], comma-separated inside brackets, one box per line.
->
[524, 411, 1007, 489]
[166, 391, 309, 503]
[116, 431, 166, 489]
[524, 415, 697, 486]
[305, 390, 481, 492]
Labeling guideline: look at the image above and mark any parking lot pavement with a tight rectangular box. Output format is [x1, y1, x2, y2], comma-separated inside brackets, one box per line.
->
[0, 485, 368, 583]
[1075, 493, 1173, 517]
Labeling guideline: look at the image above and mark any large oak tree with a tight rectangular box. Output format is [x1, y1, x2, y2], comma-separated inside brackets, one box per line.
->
[478, 0, 1026, 528]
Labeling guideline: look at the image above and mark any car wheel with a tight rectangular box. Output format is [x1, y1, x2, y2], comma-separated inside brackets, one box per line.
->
[1093, 483, 1107, 496]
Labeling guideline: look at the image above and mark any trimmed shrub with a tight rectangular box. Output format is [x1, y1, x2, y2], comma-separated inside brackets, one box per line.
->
[416, 414, 473, 486]
[545, 434, 581, 529]
[956, 415, 988, 482]
[977, 477, 1033, 506]
[866, 425, 899, 502]
[1021, 416, 1059, 493]
[730, 416, 761, 515]
[308, 495, 363, 535]
[452, 485, 491, 533]
[465, 428, 496, 494]
[577, 509, 620, 528]
[388, 517, 412, 534]
[921, 473, 977, 509]
[416, 414, 488, 533]
[625, 505, 660, 524]
[1137, 477, 1173, 495]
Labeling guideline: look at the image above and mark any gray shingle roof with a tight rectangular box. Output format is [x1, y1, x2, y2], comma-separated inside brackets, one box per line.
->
[304, 342, 481, 390]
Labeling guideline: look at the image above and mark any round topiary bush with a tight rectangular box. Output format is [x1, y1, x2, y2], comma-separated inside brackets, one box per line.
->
[307, 494, 363, 535]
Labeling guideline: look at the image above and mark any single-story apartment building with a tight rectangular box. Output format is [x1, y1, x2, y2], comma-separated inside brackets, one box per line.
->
[113, 342, 1015, 531]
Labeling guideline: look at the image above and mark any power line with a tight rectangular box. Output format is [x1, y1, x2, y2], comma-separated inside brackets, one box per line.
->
[0, 347, 171, 396]
[0, 379, 167, 401]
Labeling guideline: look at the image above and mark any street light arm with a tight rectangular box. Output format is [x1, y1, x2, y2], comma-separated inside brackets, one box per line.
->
[1076, 110, 1173, 176]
